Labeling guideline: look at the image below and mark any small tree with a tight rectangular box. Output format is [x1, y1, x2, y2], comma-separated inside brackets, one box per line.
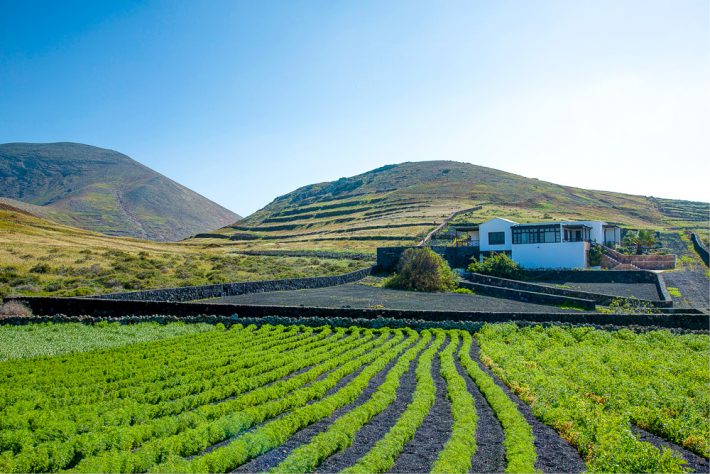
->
[384, 248, 458, 292]
[468, 252, 523, 280]
[623, 230, 657, 255]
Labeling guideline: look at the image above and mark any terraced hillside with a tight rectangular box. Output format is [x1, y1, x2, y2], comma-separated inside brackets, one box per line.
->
[0, 204, 367, 298]
[0, 322, 706, 473]
[196, 161, 709, 254]
[0, 142, 240, 241]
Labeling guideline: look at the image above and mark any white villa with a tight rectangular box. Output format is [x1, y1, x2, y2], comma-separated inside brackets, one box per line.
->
[468, 217, 621, 269]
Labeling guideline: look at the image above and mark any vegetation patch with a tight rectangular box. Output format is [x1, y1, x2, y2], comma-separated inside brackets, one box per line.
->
[384, 247, 458, 292]
[477, 324, 709, 471]
[468, 253, 523, 280]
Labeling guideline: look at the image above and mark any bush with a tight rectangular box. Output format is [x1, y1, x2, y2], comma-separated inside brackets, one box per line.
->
[588, 245, 603, 266]
[452, 287, 474, 294]
[384, 248, 458, 292]
[467, 253, 522, 280]
[0, 301, 33, 317]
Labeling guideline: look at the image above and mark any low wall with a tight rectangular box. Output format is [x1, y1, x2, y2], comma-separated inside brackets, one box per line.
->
[465, 272, 671, 308]
[691, 233, 709, 266]
[524, 269, 657, 283]
[233, 250, 374, 261]
[5, 296, 707, 330]
[458, 280, 596, 310]
[93, 266, 374, 302]
[377, 246, 479, 272]
[599, 245, 676, 270]
[523, 269, 672, 307]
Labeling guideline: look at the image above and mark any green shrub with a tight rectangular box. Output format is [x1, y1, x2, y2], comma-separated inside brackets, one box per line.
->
[597, 297, 659, 314]
[467, 252, 522, 280]
[588, 245, 603, 266]
[452, 287, 474, 294]
[384, 248, 457, 292]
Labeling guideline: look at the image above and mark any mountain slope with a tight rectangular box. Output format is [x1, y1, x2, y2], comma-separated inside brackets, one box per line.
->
[201, 160, 708, 253]
[0, 203, 365, 298]
[0, 142, 240, 241]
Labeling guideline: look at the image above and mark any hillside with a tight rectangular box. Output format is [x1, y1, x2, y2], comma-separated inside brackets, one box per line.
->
[0, 203, 366, 298]
[199, 161, 709, 254]
[0, 142, 240, 241]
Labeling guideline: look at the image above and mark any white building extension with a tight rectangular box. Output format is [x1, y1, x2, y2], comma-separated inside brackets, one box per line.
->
[474, 217, 621, 269]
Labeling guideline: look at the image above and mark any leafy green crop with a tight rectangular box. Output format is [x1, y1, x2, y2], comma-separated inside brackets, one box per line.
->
[477, 324, 709, 472]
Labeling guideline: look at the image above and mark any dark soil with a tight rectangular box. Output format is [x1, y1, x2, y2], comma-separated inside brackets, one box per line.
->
[631, 425, 709, 473]
[458, 344, 506, 473]
[470, 338, 586, 473]
[389, 335, 452, 473]
[315, 338, 432, 472]
[207, 283, 580, 313]
[232, 337, 411, 473]
[662, 271, 710, 310]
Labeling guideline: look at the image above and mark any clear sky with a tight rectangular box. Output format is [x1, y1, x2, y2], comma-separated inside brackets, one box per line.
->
[1, 0, 707, 215]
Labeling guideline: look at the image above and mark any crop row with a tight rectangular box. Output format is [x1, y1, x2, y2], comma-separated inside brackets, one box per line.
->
[0, 327, 383, 472]
[13, 324, 688, 473]
[476, 324, 709, 472]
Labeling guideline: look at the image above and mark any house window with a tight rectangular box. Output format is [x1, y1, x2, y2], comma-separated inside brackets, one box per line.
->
[512, 225, 560, 244]
[488, 232, 505, 245]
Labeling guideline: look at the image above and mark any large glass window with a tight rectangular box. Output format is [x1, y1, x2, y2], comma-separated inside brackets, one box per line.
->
[488, 232, 505, 245]
[512, 225, 560, 244]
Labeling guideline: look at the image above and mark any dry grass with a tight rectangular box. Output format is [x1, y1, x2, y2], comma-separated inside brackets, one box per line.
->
[0, 208, 368, 297]
[0, 301, 32, 317]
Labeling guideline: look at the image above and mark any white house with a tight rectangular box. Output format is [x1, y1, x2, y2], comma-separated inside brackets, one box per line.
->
[473, 217, 621, 269]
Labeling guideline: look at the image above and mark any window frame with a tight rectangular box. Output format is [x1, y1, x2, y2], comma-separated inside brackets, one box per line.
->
[488, 231, 505, 245]
[512, 224, 561, 245]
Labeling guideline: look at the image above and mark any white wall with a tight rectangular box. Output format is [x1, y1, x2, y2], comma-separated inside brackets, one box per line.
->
[479, 218, 516, 252]
[512, 241, 589, 269]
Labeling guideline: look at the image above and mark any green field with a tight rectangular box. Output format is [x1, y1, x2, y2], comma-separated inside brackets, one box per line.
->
[0, 322, 214, 361]
[0, 322, 706, 473]
[477, 324, 709, 471]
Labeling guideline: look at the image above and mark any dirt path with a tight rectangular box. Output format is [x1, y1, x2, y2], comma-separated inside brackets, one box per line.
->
[470, 338, 586, 473]
[662, 271, 709, 310]
[418, 206, 481, 246]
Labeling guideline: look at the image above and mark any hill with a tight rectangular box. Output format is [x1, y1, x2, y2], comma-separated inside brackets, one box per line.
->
[200, 160, 709, 255]
[0, 203, 366, 298]
[0, 142, 240, 241]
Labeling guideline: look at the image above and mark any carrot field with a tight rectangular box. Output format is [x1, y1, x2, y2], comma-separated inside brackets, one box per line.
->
[0, 322, 707, 473]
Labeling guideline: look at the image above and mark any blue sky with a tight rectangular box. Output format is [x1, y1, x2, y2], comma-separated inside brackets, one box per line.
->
[1, 0, 707, 215]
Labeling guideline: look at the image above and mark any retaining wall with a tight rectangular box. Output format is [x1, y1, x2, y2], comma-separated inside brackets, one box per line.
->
[92, 266, 374, 302]
[465, 272, 672, 308]
[691, 233, 709, 266]
[523, 269, 672, 307]
[599, 245, 676, 270]
[5, 296, 707, 330]
[457, 280, 596, 309]
[377, 246, 479, 272]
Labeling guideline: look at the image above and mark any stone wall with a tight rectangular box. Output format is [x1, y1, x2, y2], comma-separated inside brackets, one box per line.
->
[376, 246, 479, 272]
[691, 233, 709, 266]
[465, 272, 671, 308]
[5, 296, 707, 330]
[457, 280, 596, 309]
[92, 266, 374, 302]
[599, 245, 676, 270]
